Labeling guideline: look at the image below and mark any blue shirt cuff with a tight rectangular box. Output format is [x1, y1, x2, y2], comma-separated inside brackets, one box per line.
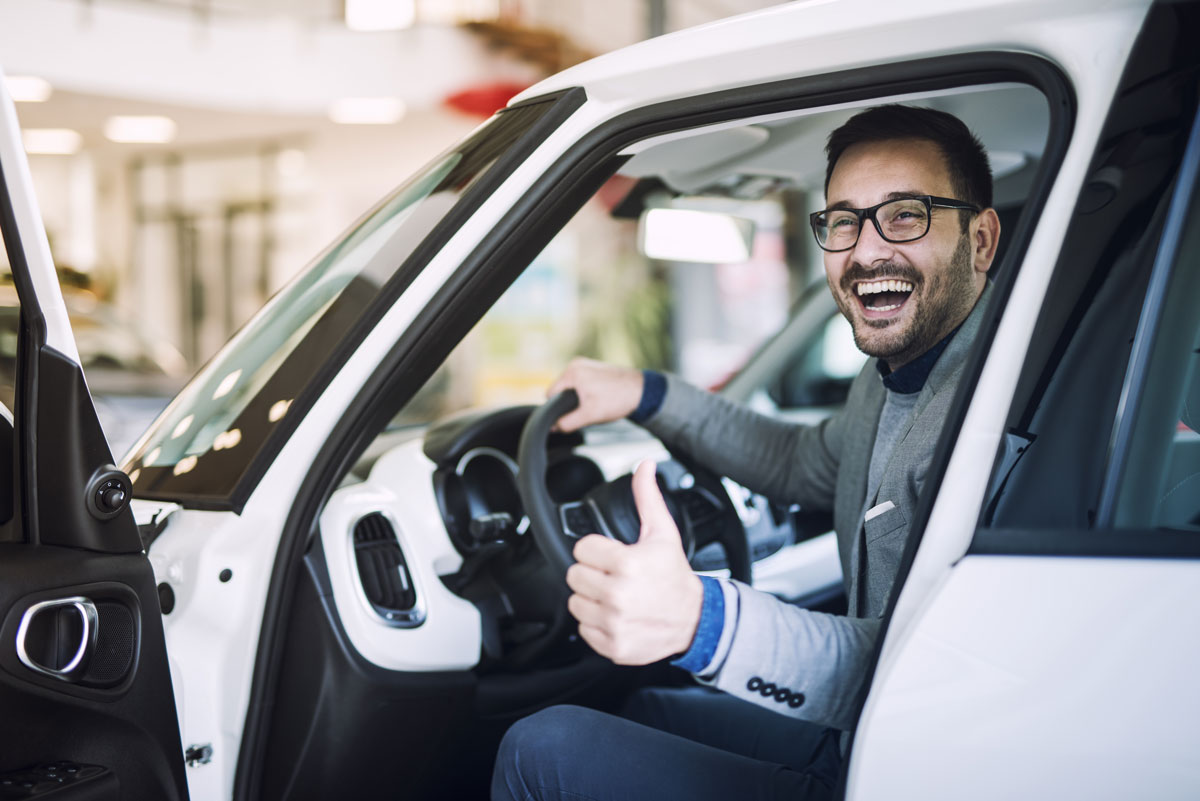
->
[628, 369, 667, 423]
[670, 575, 724, 673]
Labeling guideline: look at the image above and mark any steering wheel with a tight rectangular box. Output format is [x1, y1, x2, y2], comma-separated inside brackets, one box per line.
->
[517, 390, 752, 584]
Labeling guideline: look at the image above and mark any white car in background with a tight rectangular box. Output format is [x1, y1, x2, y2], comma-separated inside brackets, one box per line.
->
[0, 0, 1197, 799]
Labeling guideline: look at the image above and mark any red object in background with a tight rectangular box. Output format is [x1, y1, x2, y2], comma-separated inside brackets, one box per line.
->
[444, 82, 531, 117]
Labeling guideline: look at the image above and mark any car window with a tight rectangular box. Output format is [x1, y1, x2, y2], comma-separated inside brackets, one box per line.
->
[126, 96, 573, 505]
[767, 312, 863, 410]
[387, 83, 1049, 433]
[1104, 153, 1200, 531]
[980, 81, 1199, 534]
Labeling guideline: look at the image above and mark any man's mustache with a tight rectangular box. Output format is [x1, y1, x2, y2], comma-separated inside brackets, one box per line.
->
[838, 262, 922, 293]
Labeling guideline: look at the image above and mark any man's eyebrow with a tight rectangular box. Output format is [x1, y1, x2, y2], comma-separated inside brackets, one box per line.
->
[826, 191, 929, 210]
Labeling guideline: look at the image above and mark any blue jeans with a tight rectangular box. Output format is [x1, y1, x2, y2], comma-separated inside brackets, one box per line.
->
[491, 686, 841, 801]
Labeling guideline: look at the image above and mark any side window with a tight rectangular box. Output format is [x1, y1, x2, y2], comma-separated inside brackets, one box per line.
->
[769, 313, 864, 409]
[982, 85, 1199, 534]
[1105, 172, 1200, 531]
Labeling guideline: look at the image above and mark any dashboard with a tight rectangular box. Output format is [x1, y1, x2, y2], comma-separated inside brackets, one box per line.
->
[318, 404, 844, 675]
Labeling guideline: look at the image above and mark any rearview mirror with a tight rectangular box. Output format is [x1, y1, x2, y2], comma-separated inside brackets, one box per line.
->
[638, 208, 755, 263]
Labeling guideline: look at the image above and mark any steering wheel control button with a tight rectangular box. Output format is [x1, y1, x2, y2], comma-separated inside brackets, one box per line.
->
[560, 502, 599, 539]
[788, 693, 806, 709]
[746, 676, 763, 692]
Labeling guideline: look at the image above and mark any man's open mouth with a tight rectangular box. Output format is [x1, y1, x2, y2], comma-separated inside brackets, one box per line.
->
[856, 279, 914, 314]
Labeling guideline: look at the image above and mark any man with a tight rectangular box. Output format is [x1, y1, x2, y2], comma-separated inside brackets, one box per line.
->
[492, 105, 1001, 800]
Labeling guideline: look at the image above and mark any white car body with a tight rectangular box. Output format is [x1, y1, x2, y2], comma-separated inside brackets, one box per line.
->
[2, 0, 1197, 798]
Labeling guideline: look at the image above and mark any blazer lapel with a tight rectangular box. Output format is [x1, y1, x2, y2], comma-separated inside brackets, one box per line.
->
[839, 367, 884, 617]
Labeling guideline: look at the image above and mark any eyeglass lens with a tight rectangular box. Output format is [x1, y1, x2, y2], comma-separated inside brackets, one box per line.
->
[815, 198, 930, 249]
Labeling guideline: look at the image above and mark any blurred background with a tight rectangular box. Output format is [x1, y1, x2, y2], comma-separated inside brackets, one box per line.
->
[0, 0, 841, 455]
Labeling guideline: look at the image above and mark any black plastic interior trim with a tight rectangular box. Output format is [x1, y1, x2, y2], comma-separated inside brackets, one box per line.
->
[235, 51, 1078, 801]
[969, 528, 1200, 559]
[0, 158, 46, 545]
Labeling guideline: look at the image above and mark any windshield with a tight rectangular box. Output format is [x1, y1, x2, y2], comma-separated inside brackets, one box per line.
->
[126, 96, 569, 506]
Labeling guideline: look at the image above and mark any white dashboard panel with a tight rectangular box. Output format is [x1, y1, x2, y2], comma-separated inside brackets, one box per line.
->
[320, 440, 481, 671]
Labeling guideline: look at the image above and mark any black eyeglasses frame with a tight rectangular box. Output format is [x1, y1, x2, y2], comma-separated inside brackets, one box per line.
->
[808, 195, 981, 253]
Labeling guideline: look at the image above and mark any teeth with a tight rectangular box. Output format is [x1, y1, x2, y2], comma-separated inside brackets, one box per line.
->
[856, 280, 914, 296]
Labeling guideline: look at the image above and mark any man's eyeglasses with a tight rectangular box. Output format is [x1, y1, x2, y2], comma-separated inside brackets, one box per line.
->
[809, 195, 980, 252]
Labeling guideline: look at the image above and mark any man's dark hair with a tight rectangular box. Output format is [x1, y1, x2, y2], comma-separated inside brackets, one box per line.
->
[824, 105, 993, 224]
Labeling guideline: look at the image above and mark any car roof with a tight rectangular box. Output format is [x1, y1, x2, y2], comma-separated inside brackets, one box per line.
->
[511, 0, 1151, 110]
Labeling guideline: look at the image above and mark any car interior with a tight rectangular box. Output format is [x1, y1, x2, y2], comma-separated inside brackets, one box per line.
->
[82, 73, 1051, 796]
[228, 81, 1056, 799]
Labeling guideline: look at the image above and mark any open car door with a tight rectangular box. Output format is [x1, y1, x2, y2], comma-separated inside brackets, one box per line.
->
[0, 71, 188, 799]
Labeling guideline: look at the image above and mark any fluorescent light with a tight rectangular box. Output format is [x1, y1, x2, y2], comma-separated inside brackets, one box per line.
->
[345, 0, 415, 31]
[328, 97, 406, 125]
[104, 115, 177, 144]
[22, 128, 82, 155]
[6, 76, 52, 103]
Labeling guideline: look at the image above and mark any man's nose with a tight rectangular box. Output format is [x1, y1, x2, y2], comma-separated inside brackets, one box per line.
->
[851, 218, 896, 265]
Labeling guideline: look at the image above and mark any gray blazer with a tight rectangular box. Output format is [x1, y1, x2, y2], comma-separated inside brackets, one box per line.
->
[642, 288, 989, 731]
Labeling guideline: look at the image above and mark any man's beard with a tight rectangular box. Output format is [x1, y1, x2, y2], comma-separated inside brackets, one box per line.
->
[836, 233, 976, 366]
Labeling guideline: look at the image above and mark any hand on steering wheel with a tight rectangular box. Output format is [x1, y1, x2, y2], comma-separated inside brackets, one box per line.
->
[565, 460, 704, 665]
[516, 390, 753, 663]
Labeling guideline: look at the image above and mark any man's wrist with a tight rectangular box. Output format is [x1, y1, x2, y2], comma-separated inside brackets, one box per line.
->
[628, 370, 666, 423]
[670, 575, 724, 673]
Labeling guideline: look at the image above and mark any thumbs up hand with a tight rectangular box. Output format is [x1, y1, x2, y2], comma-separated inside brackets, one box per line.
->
[566, 460, 704, 665]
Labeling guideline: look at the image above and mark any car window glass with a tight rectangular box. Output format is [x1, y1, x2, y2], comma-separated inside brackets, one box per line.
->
[388, 84, 1049, 433]
[126, 100, 561, 502]
[392, 191, 804, 426]
[767, 313, 864, 410]
[980, 83, 1196, 532]
[1106, 177, 1200, 531]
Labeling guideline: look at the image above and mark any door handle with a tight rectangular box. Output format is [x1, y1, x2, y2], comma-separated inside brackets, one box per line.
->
[15, 597, 100, 681]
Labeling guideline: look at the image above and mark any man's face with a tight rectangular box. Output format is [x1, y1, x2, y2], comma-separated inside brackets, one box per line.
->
[823, 138, 991, 369]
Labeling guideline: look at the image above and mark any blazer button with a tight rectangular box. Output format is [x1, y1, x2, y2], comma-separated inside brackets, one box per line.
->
[759, 682, 776, 698]
[773, 687, 791, 703]
[787, 693, 806, 709]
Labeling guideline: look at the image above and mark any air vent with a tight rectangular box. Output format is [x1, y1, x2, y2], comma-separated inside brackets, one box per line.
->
[352, 513, 424, 627]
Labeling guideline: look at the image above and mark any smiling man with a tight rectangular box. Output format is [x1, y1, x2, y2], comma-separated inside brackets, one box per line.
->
[492, 105, 1000, 801]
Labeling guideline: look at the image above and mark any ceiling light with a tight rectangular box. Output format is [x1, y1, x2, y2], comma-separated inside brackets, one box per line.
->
[328, 97, 406, 125]
[345, 0, 415, 31]
[104, 115, 177, 144]
[22, 128, 82, 156]
[6, 76, 52, 103]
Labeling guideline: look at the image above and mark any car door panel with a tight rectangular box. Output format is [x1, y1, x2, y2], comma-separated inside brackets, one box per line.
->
[851, 548, 1200, 800]
[0, 70, 188, 799]
[850, 4, 1200, 795]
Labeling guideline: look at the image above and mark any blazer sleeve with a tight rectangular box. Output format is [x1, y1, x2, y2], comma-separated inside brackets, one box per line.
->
[705, 580, 879, 732]
[641, 374, 846, 512]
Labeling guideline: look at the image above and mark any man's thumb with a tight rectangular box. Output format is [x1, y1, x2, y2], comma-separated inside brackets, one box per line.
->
[631, 460, 679, 543]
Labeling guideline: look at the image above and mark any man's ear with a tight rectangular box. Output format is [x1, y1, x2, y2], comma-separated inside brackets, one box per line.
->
[973, 208, 1001, 274]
